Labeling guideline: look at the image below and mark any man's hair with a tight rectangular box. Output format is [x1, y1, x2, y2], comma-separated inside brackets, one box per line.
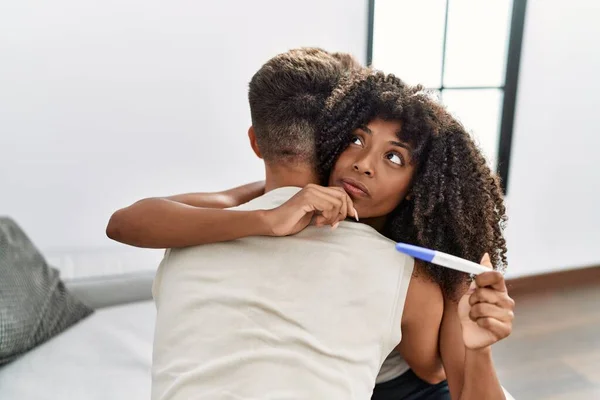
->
[248, 48, 362, 164]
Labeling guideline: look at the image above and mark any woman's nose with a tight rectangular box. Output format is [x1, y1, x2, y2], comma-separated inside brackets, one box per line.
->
[353, 162, 373, 176]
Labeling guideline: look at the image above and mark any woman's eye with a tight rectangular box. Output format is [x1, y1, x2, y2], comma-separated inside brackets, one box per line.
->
[386, 153, 403, 165]
[350, 135, 363, 146]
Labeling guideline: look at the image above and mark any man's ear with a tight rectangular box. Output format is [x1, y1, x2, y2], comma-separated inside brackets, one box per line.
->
[248, 126, 263, 159]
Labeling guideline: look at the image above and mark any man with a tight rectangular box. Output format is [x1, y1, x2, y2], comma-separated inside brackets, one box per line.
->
[110, 48, 418, 399]
[107, 48, 513, 399]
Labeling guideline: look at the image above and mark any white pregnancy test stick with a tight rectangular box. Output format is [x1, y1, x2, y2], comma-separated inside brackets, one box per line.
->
[395, 242, 489, 275]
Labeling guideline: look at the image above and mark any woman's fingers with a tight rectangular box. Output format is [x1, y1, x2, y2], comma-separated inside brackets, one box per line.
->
[469, 302, 514, 323]
[326, 187, 356, 225]
[474, 270, 507, 292]
[467, 273, 516, 339]
[319, 192, 345, 225]
[335, 188, 348, 225]
[309, 186, 355, 227]
[469, 287, 515, 309]
[300, 184, 357, 228]
[305, 187, 345, 226]
[475, 317, 512, 340]
[480, 253, 493, 268]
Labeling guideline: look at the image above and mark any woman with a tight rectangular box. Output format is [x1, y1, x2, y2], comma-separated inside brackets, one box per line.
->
[108, 71, 513, 399]
[316, 71, 511, 400]
[318, 72, 507, 297]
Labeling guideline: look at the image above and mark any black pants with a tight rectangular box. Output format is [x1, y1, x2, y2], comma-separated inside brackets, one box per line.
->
[371, 369, 450, 400]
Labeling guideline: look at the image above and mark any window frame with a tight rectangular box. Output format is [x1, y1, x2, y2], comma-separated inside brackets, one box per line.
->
[366, 0, 528, 193]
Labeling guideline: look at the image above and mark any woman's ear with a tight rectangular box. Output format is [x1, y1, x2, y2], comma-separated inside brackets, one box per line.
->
[248, 126, 263, 159]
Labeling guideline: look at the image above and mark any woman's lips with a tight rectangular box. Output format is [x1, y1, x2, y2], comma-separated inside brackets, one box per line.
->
[340, 179, 369, 198]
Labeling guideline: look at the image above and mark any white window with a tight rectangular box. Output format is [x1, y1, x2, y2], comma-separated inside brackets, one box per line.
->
[368, 0, 527, 191]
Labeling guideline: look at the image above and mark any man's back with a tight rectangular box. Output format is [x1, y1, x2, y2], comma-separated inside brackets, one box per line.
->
[151, 187, 414, 400]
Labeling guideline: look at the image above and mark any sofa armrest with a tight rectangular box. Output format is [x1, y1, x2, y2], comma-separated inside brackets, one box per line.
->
[65, 271, 154, 309]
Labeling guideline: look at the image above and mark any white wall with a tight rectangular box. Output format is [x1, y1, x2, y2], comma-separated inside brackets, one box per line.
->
[2, 0, 599, 280]
[504, 0, 600, 277]
[0, 0, 367, 278]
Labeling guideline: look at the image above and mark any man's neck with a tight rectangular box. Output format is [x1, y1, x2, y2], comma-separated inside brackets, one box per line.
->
[263, 162, 319, 193]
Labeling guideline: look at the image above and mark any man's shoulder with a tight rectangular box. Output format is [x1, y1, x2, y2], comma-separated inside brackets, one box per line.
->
[332, 221, 395, 244]
[232, 187, 302, 211]
[320, 222, 414, 266]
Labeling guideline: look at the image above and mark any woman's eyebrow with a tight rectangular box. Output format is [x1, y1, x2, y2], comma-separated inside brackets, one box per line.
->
[360, 125, 411, 152]
[389, 140, 411, 153]
[358, 125, 372, 135]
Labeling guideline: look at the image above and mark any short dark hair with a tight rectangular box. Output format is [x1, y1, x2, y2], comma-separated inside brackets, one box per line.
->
[248, 48, 362, 164]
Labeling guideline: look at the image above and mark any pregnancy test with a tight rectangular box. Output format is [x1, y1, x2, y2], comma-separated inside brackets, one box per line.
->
[395, 242, 489, 275]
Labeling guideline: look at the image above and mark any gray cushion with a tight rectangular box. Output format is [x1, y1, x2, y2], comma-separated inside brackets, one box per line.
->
[0, 217, 93, 366]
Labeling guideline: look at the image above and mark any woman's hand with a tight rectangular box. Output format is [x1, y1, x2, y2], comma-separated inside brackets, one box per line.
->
[458, 254, 515, 350]
[264, 184, 358, 237]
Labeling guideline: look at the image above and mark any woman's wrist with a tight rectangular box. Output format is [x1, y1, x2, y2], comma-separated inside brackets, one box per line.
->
[462, 346, 504, 400]
[466, 346, 493, 359]
[250, 209, 276, 237]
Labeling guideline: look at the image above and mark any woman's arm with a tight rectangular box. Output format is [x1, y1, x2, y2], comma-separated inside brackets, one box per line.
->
[106, 181, 266, 248]
[397, 267, 446, 384]
[165, 181, 265, 208]
[440, 254, 515, 400]
[106, 184, 354, 249]
[107, 201, 272, 248]
[441, 298, 505, 400]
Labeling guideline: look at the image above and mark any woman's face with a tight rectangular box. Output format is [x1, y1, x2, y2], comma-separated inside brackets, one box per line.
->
[328, 118, 416, 219]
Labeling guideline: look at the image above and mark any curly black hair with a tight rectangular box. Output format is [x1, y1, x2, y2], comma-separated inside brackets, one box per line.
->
[317, 71, 508, 299]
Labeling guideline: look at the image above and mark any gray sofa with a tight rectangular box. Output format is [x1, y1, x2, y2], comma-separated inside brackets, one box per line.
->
[0, 270, 157, 400]
[66, 271, 155, 309]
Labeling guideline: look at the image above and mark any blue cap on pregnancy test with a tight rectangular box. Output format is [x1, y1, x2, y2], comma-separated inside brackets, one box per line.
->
[395, 242, 435, 262]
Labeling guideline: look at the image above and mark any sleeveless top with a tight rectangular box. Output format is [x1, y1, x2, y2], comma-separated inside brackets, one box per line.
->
[152, 187, 414, 399]
[376, 350, 411, 384]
